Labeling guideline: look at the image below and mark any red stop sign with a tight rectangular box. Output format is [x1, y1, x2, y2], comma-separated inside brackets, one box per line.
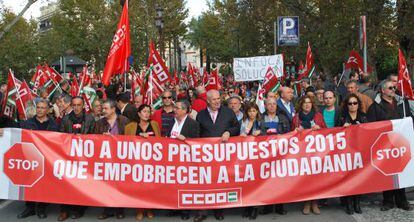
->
[371, 132, 411, 176]
[3, 142, 45, 187]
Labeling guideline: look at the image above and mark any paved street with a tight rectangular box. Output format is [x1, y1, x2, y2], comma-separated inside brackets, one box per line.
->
[0, 193, 413, 222]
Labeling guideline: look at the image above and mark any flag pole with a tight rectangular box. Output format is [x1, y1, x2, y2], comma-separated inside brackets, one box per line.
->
[402, 80, 407, 118]
[124, 59, 128, 92]
[362, 15, 367, 74]
[337, 63, 346, 87]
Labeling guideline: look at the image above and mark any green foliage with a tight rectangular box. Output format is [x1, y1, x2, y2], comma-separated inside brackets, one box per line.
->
[0, 0, 188, 83]
[187, 0, 407, 79]
[0, 10, 38, 80]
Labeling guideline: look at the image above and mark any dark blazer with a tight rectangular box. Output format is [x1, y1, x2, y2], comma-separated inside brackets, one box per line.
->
[277, 98, 295, 123]
[321, 106, 342, 127]
[121, 103, 139, 122]
[94, 115, 129, 135]
[167, 116, 200, 138]
[196, 106, 240, 137]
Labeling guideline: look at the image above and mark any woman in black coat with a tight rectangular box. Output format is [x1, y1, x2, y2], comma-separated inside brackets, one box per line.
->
[339, 93, 368, 215]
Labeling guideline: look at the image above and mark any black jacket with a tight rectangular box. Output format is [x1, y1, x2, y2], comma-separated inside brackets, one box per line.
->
[263, 112, 291, 134]
[60, 111, 95, 134]
[196, 106, 240, 137]
[338, 112, 368, 126]
[367, 96, 412, 122]
[121, 103, 139, 122]
[20, 116, 58, 131]
[167, 116, 200, 138]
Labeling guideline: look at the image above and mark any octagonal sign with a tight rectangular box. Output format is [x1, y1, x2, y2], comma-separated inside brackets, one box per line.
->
[371, 132, 411, 176]
[3, 142, 45, 187]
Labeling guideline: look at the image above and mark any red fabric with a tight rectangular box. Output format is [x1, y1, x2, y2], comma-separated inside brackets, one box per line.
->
[1, 119, 411, 209]
[398, 49, 414, 99]
[102, 0, 131, 85]
[345, 50, 373, 74]
[191, 93, 207, 112]
[151, 109, 163, 132]
[291, 112, 327, 130]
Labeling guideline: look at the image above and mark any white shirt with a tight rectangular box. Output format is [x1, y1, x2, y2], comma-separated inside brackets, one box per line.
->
[170, 115, 188, 138]
[281, 98, 294, 116]
[120, 103, 128, 114]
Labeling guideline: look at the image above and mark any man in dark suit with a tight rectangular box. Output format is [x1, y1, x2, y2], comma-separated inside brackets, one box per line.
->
[168, 99, 200, 140]
[277, 87, 295, 125]
[116, 92, 138, 122]
[194, 89, 240, 222]
[168, 99, 200, 220]
[196, 90, 240, 140]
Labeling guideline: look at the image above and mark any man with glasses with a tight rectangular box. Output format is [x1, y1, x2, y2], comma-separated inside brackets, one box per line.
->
[152, 90, 175, 137]
[15, 99, 58, 219]
[168, 99, 200, 220]
[367, 79, 412, 212]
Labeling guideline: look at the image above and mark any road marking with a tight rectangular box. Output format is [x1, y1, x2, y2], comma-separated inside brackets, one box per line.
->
[0, 200, 13, 209]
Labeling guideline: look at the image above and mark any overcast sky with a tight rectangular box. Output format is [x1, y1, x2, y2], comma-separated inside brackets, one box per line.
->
[1, 0, 208, 21]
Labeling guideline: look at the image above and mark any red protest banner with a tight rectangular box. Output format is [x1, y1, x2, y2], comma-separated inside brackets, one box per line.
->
[1, 118, 414, 209]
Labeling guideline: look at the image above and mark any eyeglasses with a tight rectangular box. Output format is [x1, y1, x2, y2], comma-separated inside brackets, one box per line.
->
[162, 96, 172, 100]
[388, 86, 397, 91]
[348, 102, 358, 106]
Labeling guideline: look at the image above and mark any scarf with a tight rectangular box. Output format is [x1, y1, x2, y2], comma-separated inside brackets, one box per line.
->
[299, 111, 315, 129]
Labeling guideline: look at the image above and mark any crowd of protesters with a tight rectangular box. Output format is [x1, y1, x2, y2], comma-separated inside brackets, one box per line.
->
[0, 69, 413, 222]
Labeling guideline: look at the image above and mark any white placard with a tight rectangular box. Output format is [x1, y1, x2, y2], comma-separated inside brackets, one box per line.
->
[233, 55, 283, 82]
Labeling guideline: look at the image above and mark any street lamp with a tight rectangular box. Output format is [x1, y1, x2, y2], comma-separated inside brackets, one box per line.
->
[155, 4, 164, 59]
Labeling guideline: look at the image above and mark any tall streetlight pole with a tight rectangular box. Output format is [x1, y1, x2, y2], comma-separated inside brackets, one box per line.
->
[155, 4, 164, 59]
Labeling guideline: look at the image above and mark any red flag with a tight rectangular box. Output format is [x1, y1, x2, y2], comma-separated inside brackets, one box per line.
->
[205, 69, 220, 91]
[188, 63, 198, 87]
[31, 65, 49, 95]
[2, 70, 32, 120]
[173, 70, 179, 85]
[16, 81, 35, 120]
[262, 67, 280, 93]
[102, 0, 131, 86]
[148, 40, 170, 84]
[44, 65, 63, 85]
[298, 43, 315, 80]
[70, 76, 80, 97]
[398, 49, 414, 99]
[345, 50, 373, 74]
[79, 66, 91, 89]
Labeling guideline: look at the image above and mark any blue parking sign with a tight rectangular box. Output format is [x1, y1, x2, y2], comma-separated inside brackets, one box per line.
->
[277, 16, 299, 46]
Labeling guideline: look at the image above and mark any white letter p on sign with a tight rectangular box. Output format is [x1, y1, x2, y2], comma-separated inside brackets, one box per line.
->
[282, 18, 295, 35]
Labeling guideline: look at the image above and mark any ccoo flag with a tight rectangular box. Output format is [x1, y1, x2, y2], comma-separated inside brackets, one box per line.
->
[398, 49, 414, 100]
[102, 0, 131, 86]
